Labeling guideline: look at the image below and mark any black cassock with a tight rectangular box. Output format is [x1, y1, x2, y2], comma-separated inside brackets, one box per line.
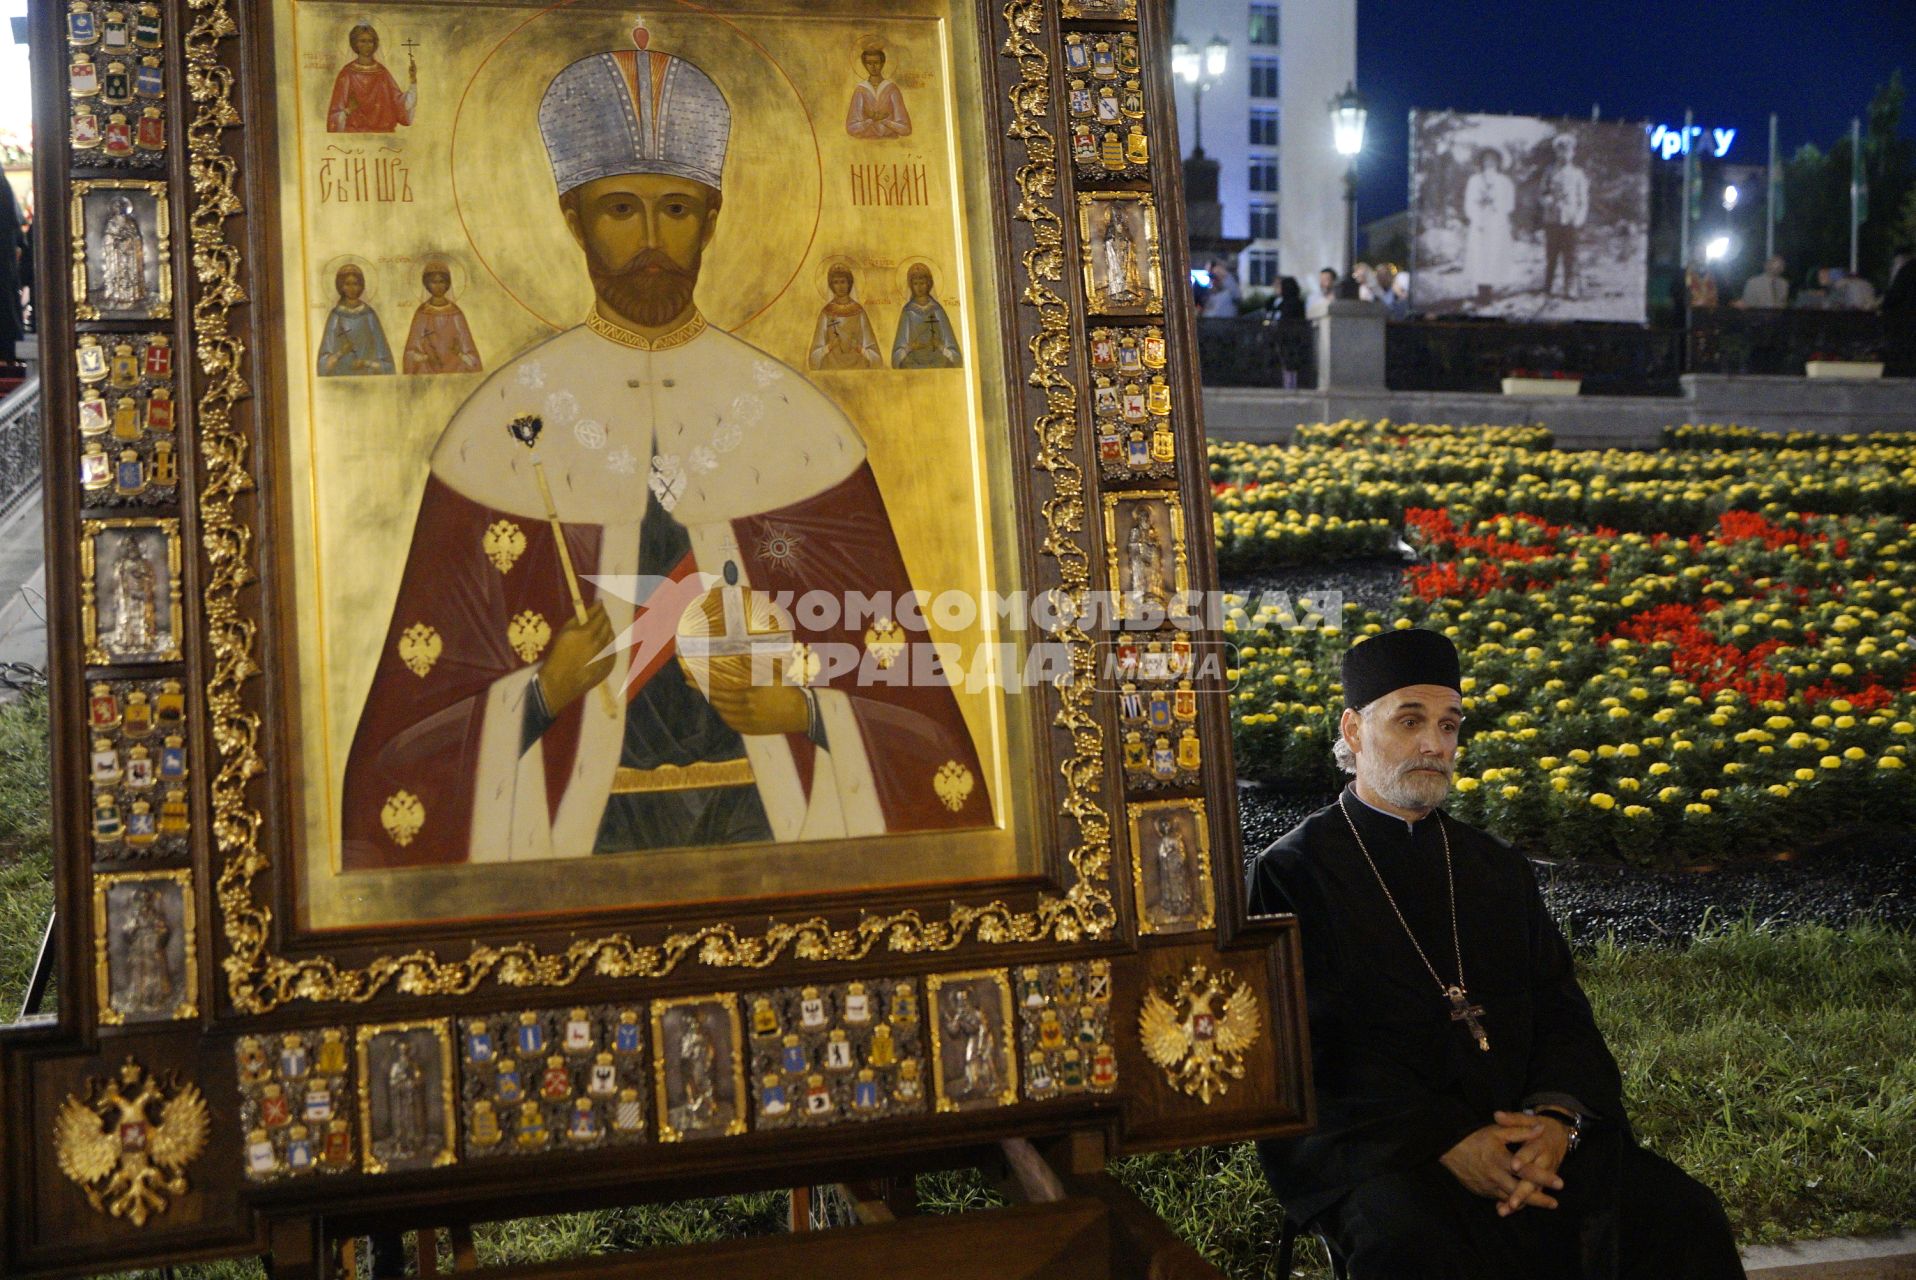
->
[1247, 786, 1744, 1280]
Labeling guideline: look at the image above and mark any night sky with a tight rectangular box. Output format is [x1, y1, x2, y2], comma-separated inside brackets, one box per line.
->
[1354, 0, 1916, 219]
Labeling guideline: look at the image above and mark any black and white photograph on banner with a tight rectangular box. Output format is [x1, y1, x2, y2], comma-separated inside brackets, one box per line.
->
[1410, 111, 1650, 322]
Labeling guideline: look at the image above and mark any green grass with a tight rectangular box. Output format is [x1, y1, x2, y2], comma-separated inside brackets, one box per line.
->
[0, 689, 53, 1017]
[2, 685, 1909, 1276]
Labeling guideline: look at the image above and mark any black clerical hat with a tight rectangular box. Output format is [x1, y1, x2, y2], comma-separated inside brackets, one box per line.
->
[1341, 628, 1461, 710]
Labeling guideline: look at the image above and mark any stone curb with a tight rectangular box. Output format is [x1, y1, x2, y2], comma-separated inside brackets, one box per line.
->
[1743, 1230, 1916, 1279]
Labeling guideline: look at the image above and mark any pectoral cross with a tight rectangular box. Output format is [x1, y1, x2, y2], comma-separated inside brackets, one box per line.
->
[1446, 986, 1489, 1052]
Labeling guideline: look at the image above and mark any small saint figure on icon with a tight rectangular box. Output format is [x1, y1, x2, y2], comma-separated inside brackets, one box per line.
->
[890, 263, 961, 368]
[402, 260, 482, 375]
[317, 262, 396, 377]
[845, 41, 910, 139]
[327, 23, 416, 133]
[809, 264, 881, 370]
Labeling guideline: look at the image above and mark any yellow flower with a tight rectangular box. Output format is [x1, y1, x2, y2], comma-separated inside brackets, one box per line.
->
[1685, 802, 1713, 816]
[1538, 756, 1561, 770]
[1569, 748, 1592, 764]
[1454, 776, 1481, 793]
[1619, 743, 1641, 758]
[1764, 715, 1793, 730]
[1820, 755, 1843, 769]
[1623, 805, 1650, 818]
[1552, 776, 1570, 792]
[1658, 786, 1682, 803]
[1794, 768, 1817, 782]
[1767, 784, 1792, 798]
[1880, 757, 1906, 770]
[1607, 706, 1631, 721]
[1722, 762, 1742, 775]
[1843, 746, 1867, 761]
[1502, 785, 1522, 800]
[1589, 793, 1615, 810]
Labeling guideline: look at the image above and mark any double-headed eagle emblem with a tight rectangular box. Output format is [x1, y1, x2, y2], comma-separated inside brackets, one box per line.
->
[1138, 962, 1261, 1105]
[54, 1058, 209, 1227]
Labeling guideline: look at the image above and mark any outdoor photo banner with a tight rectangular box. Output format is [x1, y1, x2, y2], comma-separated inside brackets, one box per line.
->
[1410, 110, 1649, 323]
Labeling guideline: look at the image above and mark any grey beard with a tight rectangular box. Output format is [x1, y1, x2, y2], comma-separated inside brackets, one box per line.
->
[1364, 760, 1452, 811]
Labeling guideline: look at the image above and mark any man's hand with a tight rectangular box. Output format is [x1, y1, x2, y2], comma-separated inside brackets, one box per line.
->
[704, 658, 811, 737]
[1439, 1118, 1560, 1216]
[1494, 1109, 1571, 1216]
[536, 603, 614, 714]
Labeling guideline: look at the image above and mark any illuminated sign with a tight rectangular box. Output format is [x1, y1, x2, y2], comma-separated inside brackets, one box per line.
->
[1647, 123, 1736, 161]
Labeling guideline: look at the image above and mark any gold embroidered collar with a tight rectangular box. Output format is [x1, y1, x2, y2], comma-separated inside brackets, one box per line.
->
[587, 307, 708, 352]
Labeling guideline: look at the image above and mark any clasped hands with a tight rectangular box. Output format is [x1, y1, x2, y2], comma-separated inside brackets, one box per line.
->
[537, 603, 810, 736]
[1439, 1110, 1572, 1218]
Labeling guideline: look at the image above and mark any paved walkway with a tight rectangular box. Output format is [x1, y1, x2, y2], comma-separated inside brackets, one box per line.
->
[0, 488, 46, 681]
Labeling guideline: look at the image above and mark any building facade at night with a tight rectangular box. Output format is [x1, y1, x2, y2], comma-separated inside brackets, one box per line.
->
[1169, 0, 1356, 291]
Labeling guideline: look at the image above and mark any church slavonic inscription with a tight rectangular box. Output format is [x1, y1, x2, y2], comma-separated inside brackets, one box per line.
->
[849, 161, 929, 207]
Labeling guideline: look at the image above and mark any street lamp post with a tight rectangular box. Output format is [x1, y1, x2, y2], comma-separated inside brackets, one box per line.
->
[1171, 33, 1229, 156]
[1330, 82, 1368, 298]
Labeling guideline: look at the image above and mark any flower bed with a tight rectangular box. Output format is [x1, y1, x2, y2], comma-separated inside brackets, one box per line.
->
[1219, 426, 1916, 867]
[1212, 505, 1397, 573]
[1292, 419, 1556, 450]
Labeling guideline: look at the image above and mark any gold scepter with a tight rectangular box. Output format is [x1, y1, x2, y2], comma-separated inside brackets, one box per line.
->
[509, 413, 617, 718]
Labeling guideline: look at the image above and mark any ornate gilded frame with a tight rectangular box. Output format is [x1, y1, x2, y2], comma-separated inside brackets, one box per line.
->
[924, 968, 1020, 1112]
[1127, 797, 1217, 935]
[1076, 191, 1164, 316]
[1101, 488, 1191, 621]
[188, 0, 1139, 1016]
[79, 515, 184, 665]
[352, 1020, 459, 1174]
[70, 177, 174, 321]
[91, 866, 199, 1024]
[649, 993, 749, 1142]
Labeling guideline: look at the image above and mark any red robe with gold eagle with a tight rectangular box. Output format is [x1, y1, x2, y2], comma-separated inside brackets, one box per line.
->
[340, 311, 991, 869]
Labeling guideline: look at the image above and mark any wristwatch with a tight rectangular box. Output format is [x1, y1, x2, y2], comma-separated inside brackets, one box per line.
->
[1527, 1105, 1584, 1155]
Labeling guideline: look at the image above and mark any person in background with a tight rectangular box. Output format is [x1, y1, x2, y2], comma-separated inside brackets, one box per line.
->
[1203, 258, 1241, 317]
[1829, 267, 1878, 310]
[1268, 275, 1307, 389]
[1737, 254, 1789, 308]
[1373, 264, 1408, 319]
[1540, 133, 1590, 300]
[1882, 250, 1915, 377]
[0, 179, 22, 361]
[1685, 262, 1720, 311]
[1794, 268, 1832, 309]
[1351, 261, 1375, 301]
[1267, 274, 1304, 322]
[1392, 268, 1412, 315]
[1462, 150, 1516, 302]
[1308, 266, 1339, 318]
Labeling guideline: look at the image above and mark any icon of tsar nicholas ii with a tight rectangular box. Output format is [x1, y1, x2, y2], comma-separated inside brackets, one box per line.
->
[340, 25, 990, 870]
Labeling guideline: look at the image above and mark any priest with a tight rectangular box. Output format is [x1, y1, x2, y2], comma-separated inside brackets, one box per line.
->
[1246, 628, 1744, 1279]
[338, 25, 989, 870]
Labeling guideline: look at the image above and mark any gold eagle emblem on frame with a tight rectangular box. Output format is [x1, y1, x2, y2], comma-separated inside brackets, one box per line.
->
[1138, 962, 1261, 1105]
[54, 1058, 210, 1227]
